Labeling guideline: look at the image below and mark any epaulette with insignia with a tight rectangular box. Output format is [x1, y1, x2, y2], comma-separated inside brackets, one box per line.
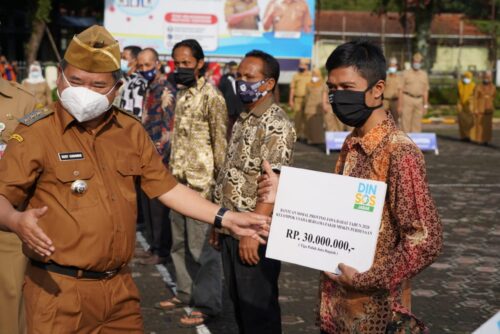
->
[116, 107, 141, 122]
[18, 108, 54, 126]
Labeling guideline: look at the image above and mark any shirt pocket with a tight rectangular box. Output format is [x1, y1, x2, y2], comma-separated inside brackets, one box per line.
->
[54, 161, 98, 210]
[116, 156, 142, 202]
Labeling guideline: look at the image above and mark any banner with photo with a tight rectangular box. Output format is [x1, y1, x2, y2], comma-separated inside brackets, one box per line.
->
[104, 0, 315, 58]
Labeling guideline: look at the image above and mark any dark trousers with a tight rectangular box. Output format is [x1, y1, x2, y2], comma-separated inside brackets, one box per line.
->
[140, 190, 171, 257]
[220, 235, 282, 334]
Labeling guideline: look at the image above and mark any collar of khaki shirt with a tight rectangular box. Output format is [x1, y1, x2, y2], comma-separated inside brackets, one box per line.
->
[0, 78, 17, 98]
[347, 115, 394, 156]
[239, 94, 275, 120]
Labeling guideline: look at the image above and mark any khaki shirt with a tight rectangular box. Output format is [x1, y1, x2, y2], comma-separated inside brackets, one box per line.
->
[401, 69, 429, 97]
[214, 96, 296, 235]
[266, 0, 312, 32]
[0, 78, 35, 143]
[170, 77, 228, 199]
[384, 73, 401, 100]
[291, 71, 312, 97]
[225, 0, 259, 30]
[21, 80, 52, 109]
[0, 103, 177, 271]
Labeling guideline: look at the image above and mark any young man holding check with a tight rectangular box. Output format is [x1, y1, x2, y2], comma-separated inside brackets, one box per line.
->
[259, 40, 442, 333]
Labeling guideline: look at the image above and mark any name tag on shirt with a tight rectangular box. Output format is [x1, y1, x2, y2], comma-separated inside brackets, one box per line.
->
[58, 152, 84, 161]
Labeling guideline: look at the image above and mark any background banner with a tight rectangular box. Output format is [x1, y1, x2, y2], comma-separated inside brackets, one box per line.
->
[104, 0, 316, 58]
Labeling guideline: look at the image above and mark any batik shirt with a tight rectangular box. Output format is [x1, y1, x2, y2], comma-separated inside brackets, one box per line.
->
[170, 77, 228, 199]
[142, 74, 176, 166]
[319, 115, 442, 334]
[214, 96, 296, 235]
[119, 73, 147, 117]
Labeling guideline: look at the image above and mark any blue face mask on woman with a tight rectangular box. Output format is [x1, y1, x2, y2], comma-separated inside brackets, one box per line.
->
[236, 79, 268, 104]
[139, 68, 157, 82]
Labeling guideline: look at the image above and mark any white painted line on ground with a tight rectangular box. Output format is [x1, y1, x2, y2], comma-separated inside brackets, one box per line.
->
[429, 184, 500, 188]
[135, 232, 212, 334]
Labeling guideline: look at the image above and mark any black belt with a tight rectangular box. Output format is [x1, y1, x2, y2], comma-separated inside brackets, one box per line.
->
[31, 260, 120, 280]
[403, 92, 423, 98]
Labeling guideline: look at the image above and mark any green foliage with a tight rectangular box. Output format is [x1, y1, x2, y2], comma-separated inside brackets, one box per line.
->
[35, 0, 52, 22]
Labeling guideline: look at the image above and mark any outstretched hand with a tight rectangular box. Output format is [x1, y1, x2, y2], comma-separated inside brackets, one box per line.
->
[222, 211, 270, 245]
[12, 206, 54, 257]
[257, 160, 279, 204]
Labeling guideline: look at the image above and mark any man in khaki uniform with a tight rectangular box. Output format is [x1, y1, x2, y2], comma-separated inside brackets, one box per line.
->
[398, 53, 429, 133]
[225, 0, 259, 30]
[384, 57, 401, 125]
[0, 78, 35, 334]
[0, 25, 269, 334]
[289, 58, 311, 140]
[263, 0, 312, 32]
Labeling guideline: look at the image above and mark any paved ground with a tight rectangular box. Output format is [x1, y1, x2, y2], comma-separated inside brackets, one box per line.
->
[132, 124, 500, 334]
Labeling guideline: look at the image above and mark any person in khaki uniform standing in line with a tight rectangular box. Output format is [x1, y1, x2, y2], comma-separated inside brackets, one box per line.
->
[0, 26, 269, 334]
[398, 53, 429, 133]
[471, 71, 496, 145]
[289, 58, 311, 141]
[384, 57, 401, 125]
[0, 77, 35, 334]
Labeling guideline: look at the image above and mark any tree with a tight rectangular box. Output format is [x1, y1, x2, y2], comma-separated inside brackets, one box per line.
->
[25, 0, 52, 65]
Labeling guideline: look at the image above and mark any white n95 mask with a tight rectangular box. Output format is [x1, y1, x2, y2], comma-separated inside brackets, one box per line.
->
[57, 71, 116, 123]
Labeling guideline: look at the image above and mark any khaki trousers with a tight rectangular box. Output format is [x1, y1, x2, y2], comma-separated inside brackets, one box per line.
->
[470, 112, 493, 144]
[457, 102, 474, 140]
[24, 264, 143, 334]
[0, 231, 27, 334]
[293, 96, 306, 139]
[400, 94, 424, 133]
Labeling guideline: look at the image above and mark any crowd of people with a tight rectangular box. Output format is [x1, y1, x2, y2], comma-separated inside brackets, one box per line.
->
[2, 21, 497, 333]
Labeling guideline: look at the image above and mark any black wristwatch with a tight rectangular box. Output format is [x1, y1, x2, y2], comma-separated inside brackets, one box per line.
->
[214, 207, 229, 229]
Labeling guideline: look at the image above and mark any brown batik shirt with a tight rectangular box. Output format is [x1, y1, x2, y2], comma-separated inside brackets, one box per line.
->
[319, 115, 442, 334]
[214, 95, 296, 235]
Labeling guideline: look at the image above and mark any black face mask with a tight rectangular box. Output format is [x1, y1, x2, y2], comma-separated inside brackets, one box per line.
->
[328, 86, 382, 128]
[174, 67, 197, 88]
[298, 67, 305, 73]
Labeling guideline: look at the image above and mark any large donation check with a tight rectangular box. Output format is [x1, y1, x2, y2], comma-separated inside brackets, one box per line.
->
[266, 167, 387, 274]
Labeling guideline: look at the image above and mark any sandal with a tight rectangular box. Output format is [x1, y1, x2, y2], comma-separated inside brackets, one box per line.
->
[154, 297, 185, 311]
[178, 310, 210, 328]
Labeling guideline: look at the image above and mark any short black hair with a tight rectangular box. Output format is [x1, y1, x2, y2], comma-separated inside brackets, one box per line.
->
[172, 39, 205, 75]
[325, 40, 386, 87]
[244, 50, 280, 90]
[140, 47, 159, 62]
[123, 45, 142, 59]
[172, 39, 205, 61]
[227, 61, 237, 67]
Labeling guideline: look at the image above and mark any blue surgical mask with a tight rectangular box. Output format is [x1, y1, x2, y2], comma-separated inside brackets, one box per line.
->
[388, 66, 397, 74]
[139, 68, 157, 82]
[236, 79, 268, 104]
[120, 59, 130, 73]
